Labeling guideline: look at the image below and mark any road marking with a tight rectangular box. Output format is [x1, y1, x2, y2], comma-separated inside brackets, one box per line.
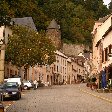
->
[79, 88, 112, 104]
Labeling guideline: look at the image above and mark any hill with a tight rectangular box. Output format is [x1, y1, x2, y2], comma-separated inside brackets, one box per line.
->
[0, 0, 110, 47]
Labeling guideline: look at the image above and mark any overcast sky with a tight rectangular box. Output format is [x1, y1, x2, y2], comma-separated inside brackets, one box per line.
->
[103, 0, 111, 5]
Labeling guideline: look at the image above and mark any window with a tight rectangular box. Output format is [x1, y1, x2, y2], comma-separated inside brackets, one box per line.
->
[105, 48, 108, 61]
[63, 67, 64, 74]
[3, 30, 5, 37]
[63, 59, 64, 65]
[72, 65, 73, 70]
[79, 69, 80, 73]
[15, 71, 17, 75]
[102, 50, 104, 63]
[57, 66, 58, 72]
[54, 65, 56, 71]
[111, 17, 112, 25]
[109, 44, 112, 54]
[8, 34, 10, 37]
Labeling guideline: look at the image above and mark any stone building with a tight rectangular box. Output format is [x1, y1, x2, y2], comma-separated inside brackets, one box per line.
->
[46, 19, 62, 50]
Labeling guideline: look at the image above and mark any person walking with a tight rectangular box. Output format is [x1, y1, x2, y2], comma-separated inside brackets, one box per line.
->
[33, 80, 38, 89]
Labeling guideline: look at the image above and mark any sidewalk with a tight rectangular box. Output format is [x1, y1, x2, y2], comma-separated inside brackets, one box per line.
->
[78, 83, 112, 103]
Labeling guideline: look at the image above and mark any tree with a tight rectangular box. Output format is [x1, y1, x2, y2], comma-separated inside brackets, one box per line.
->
[109, 0, 112, 12]
[84, 0, 109, 19]
[0, 0, 14, 26]
[5, 25, 56, 78]
[1, 0, 110, 48]
[5, 0, 49, 31]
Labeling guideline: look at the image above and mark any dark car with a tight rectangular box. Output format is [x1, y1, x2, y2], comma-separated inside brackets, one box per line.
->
[1, 82, 21, 100]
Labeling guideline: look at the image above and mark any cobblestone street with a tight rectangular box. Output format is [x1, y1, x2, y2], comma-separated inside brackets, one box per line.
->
[6, 84, 112, 112]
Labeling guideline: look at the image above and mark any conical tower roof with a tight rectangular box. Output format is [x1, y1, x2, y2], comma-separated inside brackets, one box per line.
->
[47, 19, 60, 29]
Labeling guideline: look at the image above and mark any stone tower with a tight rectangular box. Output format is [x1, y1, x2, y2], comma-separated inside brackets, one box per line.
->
[46, 19, 61, 50]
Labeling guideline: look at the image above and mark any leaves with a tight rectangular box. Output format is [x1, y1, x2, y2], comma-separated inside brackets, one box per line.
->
[5, 25, 56, 67]
[0, 0, 110, 47]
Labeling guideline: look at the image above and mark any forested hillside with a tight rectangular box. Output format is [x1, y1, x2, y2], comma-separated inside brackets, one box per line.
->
[0, 0, 110, 46]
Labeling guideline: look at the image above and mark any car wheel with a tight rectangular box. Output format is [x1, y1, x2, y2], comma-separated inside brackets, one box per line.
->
[24, 86, 28, 90]
[19, 93, 21, 99]
[15, 94, 20, 100]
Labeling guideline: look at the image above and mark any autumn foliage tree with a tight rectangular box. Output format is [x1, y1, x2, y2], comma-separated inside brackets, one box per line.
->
[0, 0, 110, 47]
[5, 25, 56, 78]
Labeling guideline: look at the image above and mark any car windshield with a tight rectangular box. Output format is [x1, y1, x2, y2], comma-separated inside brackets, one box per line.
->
[4, 83, 18, 89]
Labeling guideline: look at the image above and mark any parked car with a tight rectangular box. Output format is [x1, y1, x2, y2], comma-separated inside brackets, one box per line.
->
[1, 82, 21, 100]
[4, 79, 8, 83]
[7, 78, 23, 91]
[23, 80, 34, 90]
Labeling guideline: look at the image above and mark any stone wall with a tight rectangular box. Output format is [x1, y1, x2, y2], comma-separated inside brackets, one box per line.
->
[62, 43, 90, 56]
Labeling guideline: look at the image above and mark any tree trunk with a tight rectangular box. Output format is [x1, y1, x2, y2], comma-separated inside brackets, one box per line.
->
[24, 66, 28, 80]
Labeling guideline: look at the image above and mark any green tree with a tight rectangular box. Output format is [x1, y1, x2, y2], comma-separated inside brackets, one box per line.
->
[5, 25, 56, 68]
[1, 0, 110, 48]
[0, 0, 14, 26]
[109, 1, 112, 12]
[84, 0, 109, 19]
[2, 0, 49, 31]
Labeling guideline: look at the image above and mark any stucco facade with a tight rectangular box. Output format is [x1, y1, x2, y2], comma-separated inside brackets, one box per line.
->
[92, 14, 112, 87]
[0, 25, 12, 83]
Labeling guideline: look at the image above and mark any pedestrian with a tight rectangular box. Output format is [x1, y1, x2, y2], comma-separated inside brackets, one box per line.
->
[33, 80, 38, 89]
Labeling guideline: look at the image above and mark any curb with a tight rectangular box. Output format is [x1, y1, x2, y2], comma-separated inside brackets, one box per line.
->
[79, 87, 112, 104]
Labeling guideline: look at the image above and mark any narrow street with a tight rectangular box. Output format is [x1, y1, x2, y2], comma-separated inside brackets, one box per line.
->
[5, 84, 112, 112]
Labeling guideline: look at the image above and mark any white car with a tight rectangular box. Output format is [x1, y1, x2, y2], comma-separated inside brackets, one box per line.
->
[6, 78, 23, 91]
[23, 81, 33, 90]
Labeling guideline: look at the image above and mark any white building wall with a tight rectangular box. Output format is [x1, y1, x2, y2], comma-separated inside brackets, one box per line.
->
[102, 31, 112, 68]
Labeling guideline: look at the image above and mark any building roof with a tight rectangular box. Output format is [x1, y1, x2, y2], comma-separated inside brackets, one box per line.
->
[55, 50, 68, 58]
[103, 25, 112, 38]
[67, 58, 72, 63]
[47, 19, 60, 29]
[97, 14, 112, 23]
[78, 52, 90, 60]
[11, 17, 37, 31]
[83, 53, 90, 60]
[75, 56, 85, 63]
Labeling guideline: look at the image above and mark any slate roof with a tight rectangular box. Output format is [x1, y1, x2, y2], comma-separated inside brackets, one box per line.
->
[75, 56, 85, 63]
[83, 53, 90, 60]
[11, 17, 37, 31]
[47, 19, 60, 29]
